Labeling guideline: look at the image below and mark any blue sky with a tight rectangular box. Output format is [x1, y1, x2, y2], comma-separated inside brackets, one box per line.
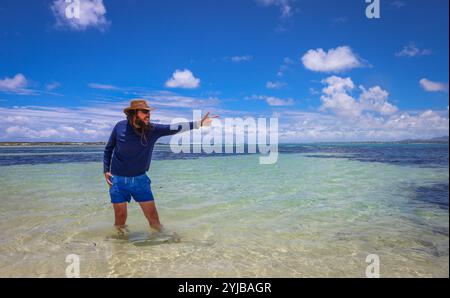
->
[0, 0, 448, 142]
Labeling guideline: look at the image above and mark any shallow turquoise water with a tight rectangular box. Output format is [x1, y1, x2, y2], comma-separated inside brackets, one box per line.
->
[0, 150, 448, 277]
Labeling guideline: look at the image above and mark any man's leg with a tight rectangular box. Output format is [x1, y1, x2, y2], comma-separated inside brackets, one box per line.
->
[113, 203, 128, 232]
[138, 201, 162, 232]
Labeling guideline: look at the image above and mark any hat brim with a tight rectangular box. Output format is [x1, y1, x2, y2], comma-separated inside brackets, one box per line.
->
[124, 107, 156, 114]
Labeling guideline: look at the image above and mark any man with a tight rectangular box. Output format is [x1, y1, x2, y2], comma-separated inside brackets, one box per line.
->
[103, 99, 217, 235]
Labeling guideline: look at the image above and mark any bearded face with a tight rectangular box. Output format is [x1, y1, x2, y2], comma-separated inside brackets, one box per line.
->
[132, 116, 150, 132]
[127, 110, 150, 131]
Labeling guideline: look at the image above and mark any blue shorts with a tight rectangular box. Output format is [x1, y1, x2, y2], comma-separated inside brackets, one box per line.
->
[109, 174, 154, 204]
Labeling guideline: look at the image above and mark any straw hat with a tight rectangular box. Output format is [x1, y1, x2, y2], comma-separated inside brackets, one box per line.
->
[123, 99, 156, 114]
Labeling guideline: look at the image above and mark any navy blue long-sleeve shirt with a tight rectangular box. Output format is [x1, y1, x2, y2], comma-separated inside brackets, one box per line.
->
[103, 120, 197, 177]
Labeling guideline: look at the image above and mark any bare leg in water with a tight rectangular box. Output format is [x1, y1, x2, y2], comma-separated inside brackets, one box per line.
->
[113, 203, 129, 235]
[138, 201, 162, 232]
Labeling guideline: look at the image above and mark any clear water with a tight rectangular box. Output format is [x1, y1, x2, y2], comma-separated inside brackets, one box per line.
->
[0, 144, 448, 277]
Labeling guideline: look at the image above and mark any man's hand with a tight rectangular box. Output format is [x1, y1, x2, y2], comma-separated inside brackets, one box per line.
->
[200, 112, 219, 127]
[104, 172, 113, 187]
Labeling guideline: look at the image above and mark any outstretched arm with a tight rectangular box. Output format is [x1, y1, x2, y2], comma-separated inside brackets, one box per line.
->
[153, 121, 197, 137]
[154, 112, 219, 137]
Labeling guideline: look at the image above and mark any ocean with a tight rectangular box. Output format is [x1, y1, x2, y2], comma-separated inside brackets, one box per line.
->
[0, 143, 448, 277]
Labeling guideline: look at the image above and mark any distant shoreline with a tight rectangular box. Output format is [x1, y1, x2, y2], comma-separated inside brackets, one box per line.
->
[0, 142, 172, 147]
[0, 137, 448, 147]
[0, 142, 107, 147]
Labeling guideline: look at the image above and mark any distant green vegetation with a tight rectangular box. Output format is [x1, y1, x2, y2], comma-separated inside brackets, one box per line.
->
[397, 136, 449, 144]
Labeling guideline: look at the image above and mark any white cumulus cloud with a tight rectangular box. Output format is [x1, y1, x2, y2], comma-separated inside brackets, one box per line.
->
[320, 76, 360, 117]
[302, 46, 366, 73]
[0, 73, 32, 95]
[5, 126, 60, 139]
[165, 69, 201, 89]
[320, 76, 398, 117]
[51, 0, 110, 31]
[0, 74, 27, 90]
[359, 86, 398, 115]
[279, 108, 449, 142]
[419, 78, 449, 93]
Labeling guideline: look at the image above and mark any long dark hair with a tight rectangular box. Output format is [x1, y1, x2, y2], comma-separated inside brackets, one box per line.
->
[126, 110, 152, 146]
